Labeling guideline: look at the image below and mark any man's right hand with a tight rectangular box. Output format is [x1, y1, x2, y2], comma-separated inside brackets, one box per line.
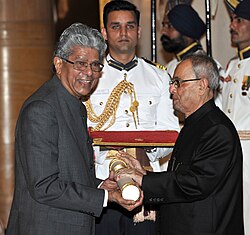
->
[108, 188, 143, 211]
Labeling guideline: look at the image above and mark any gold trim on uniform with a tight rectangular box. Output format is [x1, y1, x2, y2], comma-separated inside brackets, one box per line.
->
[85, 74, 140, 131]
[176, 42, 199, 61]
[238, 45, 250, 60]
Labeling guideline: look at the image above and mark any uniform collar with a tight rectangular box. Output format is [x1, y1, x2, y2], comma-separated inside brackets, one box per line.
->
[176, 41, 203, 61]
[106, 54, 138, 71]
[237, 45, 250, 60]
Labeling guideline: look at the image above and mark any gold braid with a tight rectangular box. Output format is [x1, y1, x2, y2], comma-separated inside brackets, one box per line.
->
[85, 74, 139, 131]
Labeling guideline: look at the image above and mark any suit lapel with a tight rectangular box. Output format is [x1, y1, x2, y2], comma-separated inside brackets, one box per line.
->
[53, 77, 95, 176]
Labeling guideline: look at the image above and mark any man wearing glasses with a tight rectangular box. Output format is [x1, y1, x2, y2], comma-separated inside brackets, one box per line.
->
[161, 4, 206, 78]
[117, 54, 244, 235]
[161, 4, 224, 113]
[6, 23, 142, 235]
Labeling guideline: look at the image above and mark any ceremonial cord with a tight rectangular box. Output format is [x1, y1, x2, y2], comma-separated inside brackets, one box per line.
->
[85, 74, 139, 131]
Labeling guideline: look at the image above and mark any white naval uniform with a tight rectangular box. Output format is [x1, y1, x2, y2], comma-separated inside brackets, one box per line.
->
[221, 56, 250, 235]
[87, 55, 180, 180]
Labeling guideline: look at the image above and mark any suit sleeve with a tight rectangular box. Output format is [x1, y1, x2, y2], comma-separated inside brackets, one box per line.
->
[17, 100, 104, 217]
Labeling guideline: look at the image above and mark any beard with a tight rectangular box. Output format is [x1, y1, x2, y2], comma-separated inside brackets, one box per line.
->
[160, 34, 188, 54]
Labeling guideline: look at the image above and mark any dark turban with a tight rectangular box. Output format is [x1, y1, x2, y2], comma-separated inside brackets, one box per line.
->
[168, 4, 206, 40]
[235, 0, 250, 20]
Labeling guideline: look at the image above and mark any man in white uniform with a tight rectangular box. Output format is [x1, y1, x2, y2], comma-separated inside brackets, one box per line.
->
[85, 1, 179, 234]
[222, 1, 250, 234]
[161, 4, 224, 110]
[161, 4, 206, 76]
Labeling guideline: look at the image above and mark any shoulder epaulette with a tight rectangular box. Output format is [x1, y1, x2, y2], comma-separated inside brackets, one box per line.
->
[141, 57, 167, 71]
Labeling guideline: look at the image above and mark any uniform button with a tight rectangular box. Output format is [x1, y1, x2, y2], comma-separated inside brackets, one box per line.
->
[230, 93, 233, 98]
[238, 64, 241, 68]
[126, 123, 130, 127]
[233, 78, 237, 83]
[149, 101, 152, 105]
[228, 109, 231, 113]
[125, 110, 128, 114]
[124, 90, 127, 94]
[99, 102, 103, 106]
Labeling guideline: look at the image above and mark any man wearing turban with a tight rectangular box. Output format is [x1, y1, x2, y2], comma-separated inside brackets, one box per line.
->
[160, 4, 224, 129]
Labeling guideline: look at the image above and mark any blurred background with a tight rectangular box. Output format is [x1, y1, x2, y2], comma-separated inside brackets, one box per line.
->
[0, 0, 234, 229]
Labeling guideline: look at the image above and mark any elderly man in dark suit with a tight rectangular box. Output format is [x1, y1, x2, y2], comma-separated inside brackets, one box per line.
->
[6, 23, 142, 235]
[116, 54, 244, 234]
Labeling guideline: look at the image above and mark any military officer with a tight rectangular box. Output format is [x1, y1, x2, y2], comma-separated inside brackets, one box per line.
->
[161, 4, 225, 111]
[85, 1, 179, 234]
[222, 1, 250, 234]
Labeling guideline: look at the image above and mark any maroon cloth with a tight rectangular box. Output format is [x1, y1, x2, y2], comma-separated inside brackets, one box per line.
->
[89, 129, 178, 147]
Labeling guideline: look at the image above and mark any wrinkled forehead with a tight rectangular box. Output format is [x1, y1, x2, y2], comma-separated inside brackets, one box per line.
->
[174, 59, 194, 77]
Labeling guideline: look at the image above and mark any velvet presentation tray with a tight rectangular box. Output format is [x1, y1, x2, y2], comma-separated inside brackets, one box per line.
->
[89, 129, 179, 147]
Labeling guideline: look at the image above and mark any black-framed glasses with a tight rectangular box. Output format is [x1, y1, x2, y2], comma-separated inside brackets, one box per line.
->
[169, 77, 201, 88]
[61, 58, 104, 72]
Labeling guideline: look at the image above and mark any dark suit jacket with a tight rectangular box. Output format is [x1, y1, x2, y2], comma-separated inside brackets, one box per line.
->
[6, 76, 104, 235]
[142, 100, 244, 235]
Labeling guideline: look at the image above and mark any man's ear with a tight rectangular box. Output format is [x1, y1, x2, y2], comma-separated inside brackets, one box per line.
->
[54, 57, 62, 75]
[198, 78, 209, 95]
[101, 27, 107, 41]
[137, 25, 141, 39]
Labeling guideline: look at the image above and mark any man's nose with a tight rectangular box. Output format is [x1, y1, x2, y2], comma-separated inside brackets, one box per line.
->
[120, 26, 128, 36]
[169, 83, 176, 94]
[84, 64, 93, 76]
[160, 27, 166, 35]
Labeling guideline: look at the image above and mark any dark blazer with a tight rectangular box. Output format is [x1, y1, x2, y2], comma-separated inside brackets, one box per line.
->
[142, 100, 244, 235]
[6, 76, 104, 235]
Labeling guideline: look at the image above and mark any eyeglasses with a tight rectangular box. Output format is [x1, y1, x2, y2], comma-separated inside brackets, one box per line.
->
[169, 77, 201, 88]
[62, 58, 104, 72]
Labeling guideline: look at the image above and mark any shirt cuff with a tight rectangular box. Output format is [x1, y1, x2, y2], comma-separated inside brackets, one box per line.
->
[98, 182, 108, 207]
[103, 189, 108, 207]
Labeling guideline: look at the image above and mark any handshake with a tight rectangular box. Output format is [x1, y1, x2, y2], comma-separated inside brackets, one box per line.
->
[100, 151, 147, 211]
